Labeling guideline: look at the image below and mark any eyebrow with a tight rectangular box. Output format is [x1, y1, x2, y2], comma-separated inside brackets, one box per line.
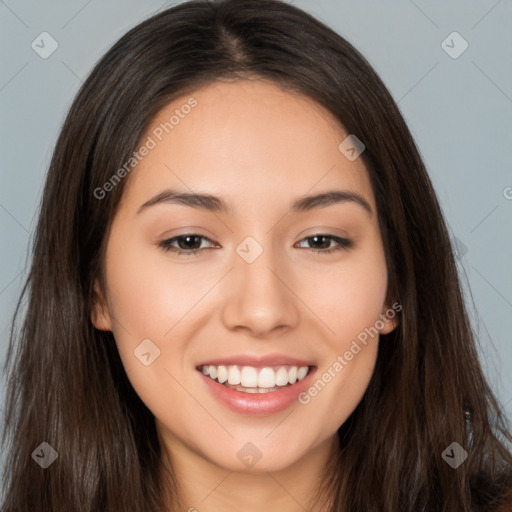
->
[137, 188, 373, 217]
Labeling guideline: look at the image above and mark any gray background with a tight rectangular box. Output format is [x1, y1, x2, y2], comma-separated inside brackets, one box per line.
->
[1, 0, 511, 441]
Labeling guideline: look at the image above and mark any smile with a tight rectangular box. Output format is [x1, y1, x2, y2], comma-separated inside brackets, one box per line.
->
[197, 360, 317, 416]
[199, 364, 312, 393]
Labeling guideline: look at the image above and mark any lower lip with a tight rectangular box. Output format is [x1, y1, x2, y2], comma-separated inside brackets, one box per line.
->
[198, 367, 317, 416]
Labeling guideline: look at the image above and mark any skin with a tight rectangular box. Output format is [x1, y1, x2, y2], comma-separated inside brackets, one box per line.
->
[92, 78, 398, 511]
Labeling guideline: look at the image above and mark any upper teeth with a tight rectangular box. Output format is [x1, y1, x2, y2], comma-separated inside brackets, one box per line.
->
[201, 365, 310, 388]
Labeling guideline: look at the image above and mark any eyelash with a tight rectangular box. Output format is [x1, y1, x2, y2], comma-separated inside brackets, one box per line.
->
[158, 233, 353, 256]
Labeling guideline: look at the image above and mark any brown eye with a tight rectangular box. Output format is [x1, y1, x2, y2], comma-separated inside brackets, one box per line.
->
[158, 234, 216, 255]
[295, 234, 353, 254]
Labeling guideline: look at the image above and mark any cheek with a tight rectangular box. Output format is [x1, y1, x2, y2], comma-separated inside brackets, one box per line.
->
[103, 229, 214, 340]
[296, 243, 387, 428]
[102, 233, 209, 418]
[295, 243, 388, 345]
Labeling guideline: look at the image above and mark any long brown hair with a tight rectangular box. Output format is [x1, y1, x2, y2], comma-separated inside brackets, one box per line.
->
[2, 0, 511, 510]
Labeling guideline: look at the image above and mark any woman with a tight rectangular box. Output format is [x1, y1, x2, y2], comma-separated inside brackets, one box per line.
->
[2, 0, 511, 510]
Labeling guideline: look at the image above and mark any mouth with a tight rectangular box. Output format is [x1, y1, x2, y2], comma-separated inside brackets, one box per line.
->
[197, 363, 313, 394]
[197, 361, 317, 416]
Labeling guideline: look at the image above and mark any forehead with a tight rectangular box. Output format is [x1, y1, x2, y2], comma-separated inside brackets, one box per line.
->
[119, 79, 374, 214]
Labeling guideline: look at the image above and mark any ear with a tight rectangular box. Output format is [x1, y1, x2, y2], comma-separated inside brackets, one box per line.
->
[378, 302, 400, 335]
[91, 278, 112, 331]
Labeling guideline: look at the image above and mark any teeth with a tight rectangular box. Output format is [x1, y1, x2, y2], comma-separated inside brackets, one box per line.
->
[275, 367, 289, 386]
[288, 366, 298, 384]
[241, 366, 258, 387]
[224, 384, 282, 393]
[200, 364, 311, 391]
[258, 367, 275, 388]
[297, 366, 308, 380]
[227, 366, 241, 385]
[217, 365, 228, 383]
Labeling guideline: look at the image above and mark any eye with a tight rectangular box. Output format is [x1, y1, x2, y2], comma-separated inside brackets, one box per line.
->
[158, 234, 217, 256]
[158, 233, 353, 257]
[295, 234, 353, 254]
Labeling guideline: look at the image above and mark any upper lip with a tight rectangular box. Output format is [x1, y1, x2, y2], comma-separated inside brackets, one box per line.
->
[196, 353, 316, 368]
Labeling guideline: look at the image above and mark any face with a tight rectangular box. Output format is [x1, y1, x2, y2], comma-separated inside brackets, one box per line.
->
[92, 79, 398, 473]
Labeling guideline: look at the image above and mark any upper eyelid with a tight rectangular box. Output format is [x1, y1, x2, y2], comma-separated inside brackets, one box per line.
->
[161, 233, 349, 248]
[160, 233, 217, 248]
[162, 233, 345, 241]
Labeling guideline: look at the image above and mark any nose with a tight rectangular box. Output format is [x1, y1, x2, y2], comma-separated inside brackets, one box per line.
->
[220, 241, 300, 337]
